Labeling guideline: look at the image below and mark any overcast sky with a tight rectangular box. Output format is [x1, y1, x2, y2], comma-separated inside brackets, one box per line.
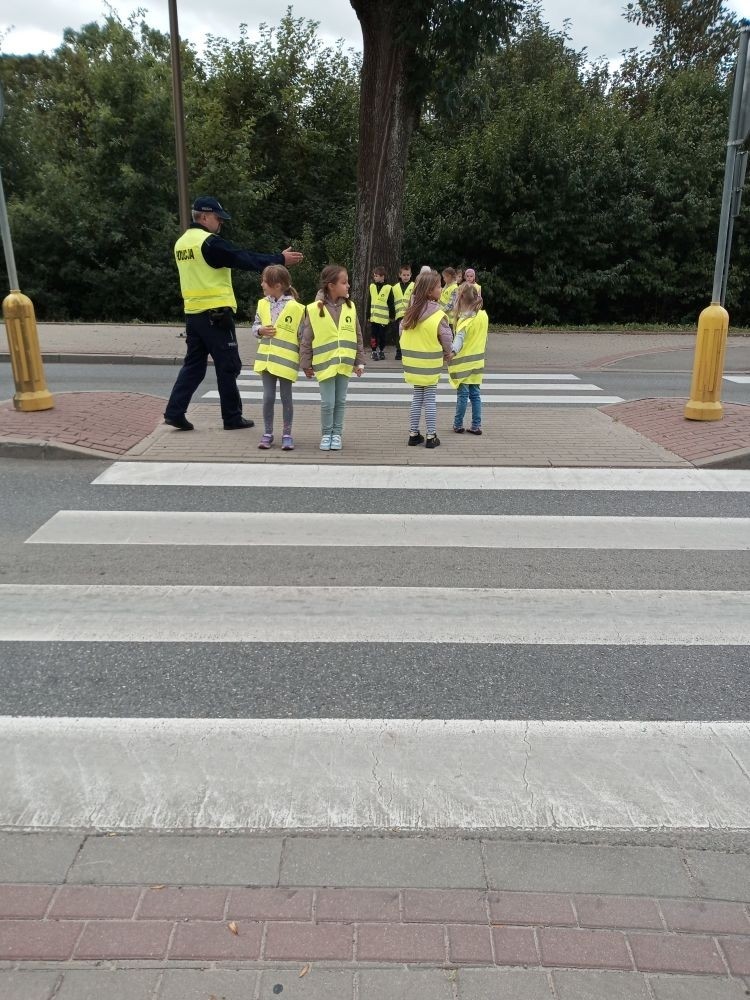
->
[2, 0, 750, 65]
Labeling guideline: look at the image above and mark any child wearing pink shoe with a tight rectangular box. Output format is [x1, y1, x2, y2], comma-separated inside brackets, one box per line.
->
[252, 265, 305, 450]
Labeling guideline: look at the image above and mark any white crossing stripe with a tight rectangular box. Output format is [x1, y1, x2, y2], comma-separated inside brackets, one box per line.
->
[206, 390, 626, 404]
[204, 371, 623, 405]
[240, 371, 582, 381]
[237, 381, 605, 391]
[93, 462, 750, 492]
[1, 585, 748, 643]
[26, 511, 750, 550]
[2, 718, 750, 830]
[724, 374, 750, 382]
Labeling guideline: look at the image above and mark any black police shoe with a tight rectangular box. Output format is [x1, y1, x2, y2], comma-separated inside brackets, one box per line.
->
[224, 417, 255, 430]
[164, 416, 194, 431]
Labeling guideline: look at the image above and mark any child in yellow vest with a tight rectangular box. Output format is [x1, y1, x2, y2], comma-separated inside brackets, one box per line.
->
[368, 266, 395, 360]
[439, 267, 459, 330]
[463, 267, 482, 295]
[252, 265, 305, 450]
[392, 264, 414, 361]
[448, 283, 488, 435]
[299, 265, 365, 451]
[399, 270, 453, 449]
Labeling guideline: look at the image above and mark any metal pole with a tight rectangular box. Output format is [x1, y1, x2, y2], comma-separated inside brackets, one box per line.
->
[0, 167, 19, 290]
[168, 0, 190, 231]
[712, 27, 750, 304]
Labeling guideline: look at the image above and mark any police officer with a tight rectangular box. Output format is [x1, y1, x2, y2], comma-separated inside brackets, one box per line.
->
[164, 196, 303, 431]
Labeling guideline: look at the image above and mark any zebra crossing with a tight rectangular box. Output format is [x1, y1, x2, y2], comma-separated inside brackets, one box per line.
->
[1, 461, 750, 832]
[202, 371, 624, 405]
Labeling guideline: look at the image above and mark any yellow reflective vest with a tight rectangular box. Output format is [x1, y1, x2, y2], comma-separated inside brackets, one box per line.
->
[400, 310, 446, 387]
[392, 281, 414, 321]
[174, 228, 236, 314]
[253, 298, 305, 381]
[369, 283, 392, 325]
[439, 282, 458, 312]
[448, 310, 489, 388]
[307, 301, 359, 381]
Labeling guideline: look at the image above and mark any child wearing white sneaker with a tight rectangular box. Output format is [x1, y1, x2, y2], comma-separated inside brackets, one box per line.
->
[252, 265, 305, 451]
[299, 265, 365, 451]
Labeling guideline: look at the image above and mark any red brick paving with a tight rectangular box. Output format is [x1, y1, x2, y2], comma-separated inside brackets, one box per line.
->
[264, 921, 353, 961]
[227, 887, 313, 921]
[602, 397, 750, 463]
[315, 888, 399, 922]
[0, 885, 748, 975]
[169, 920, 262, 960]
[0, 392, 165, 455]
[719, 935, 750, 975]
[628, 932, 726, 975]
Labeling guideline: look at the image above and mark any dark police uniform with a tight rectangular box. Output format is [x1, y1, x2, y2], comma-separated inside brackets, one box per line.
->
[164, 197, 286, 429]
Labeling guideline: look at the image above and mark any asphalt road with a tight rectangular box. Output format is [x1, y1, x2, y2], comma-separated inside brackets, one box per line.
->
[1, 458, 748, 720]
[2, 362, 750, 405]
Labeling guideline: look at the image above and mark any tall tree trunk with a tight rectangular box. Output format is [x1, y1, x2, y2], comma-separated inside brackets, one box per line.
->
[350, 1, 419, 320]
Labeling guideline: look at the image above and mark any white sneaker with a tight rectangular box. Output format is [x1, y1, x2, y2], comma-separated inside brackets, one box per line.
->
[319, 434, 332, 450]
[330, 434, 343, 451]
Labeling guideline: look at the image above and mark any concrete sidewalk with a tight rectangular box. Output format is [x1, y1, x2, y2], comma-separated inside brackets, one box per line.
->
[2, 323, 750, 465]
[1, 832, 748, 999]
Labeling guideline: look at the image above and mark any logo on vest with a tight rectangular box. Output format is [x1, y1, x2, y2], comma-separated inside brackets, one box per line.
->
[175, 248, 196, 261]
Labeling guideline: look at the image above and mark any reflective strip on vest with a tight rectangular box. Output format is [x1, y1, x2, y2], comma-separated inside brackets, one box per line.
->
[369, 283, 392, 325]
[253, 299, 305, 380]
[307, 301, 359, 381]
[392, 282, 414, 320]
[174, 229, 236, 314]
[448, 311, 489, 387]
[400, 311, 445, 386]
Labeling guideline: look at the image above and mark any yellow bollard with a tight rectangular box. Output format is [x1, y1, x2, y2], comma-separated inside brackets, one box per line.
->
[2, 289, 54, 412]
[684, 302, 728, 421]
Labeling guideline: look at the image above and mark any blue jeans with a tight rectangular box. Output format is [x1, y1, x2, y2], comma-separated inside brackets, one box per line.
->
[454, 383, 482, 429]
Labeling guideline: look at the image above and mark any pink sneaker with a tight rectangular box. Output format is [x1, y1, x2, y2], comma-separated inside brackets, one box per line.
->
[258, 433, 274, 449]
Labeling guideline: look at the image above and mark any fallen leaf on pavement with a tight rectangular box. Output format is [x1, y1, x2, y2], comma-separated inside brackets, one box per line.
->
[149, 885, 166, 890]
[299, 963, 311, 978]
[228, 921, 239, 935]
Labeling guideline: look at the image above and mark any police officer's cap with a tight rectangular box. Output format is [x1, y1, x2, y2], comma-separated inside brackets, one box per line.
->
[192, 196, 231, 220]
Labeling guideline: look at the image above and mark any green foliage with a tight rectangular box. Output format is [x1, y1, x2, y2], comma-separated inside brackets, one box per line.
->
[0, 8, 359, 321]
[0, 0, 748, 324]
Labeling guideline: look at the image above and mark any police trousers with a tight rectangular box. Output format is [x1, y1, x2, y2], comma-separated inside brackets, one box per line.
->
[165, 309, 243, 425]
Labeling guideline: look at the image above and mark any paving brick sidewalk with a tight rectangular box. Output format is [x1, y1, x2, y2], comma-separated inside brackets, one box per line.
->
[0, 392, 165, 458]
[2, 834, 749, 998]
[603, 398, 750, 467]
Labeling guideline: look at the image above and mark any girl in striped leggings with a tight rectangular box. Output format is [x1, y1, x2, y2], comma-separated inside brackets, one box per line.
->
[399, 270, 453, 449]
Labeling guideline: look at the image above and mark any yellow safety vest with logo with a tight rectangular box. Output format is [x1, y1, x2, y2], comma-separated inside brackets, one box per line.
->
[308, 301, 359, 381]
[369, 283, 392, 325]
[253, 299, 305, 381]
[439, 282, 458, 312]
[400, 310, 446, 387]
[448, 310, 489, 388]
[174, 228, 236, 314]
[392, 281, 415, 321]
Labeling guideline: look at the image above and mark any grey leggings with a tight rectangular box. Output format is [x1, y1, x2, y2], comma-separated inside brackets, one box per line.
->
[262, 371, 293, 435]
[410, 385, 437, 435]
